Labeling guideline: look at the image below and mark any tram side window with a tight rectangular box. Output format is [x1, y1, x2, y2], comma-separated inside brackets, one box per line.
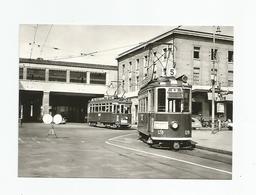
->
[140, 99, 145, 112]
[158, 88, 166, 112]
[183, 89, 190, 112]
[139, 99, 145, 112]
[120, 105, 124, 114]
[117, 105, 120, 113]
[102, 103, 106, 112]
[109, 103, 112, 112]
[105, 103, 109, 112]
[145, 97, 148, 112]
[95, 104, 98, 112]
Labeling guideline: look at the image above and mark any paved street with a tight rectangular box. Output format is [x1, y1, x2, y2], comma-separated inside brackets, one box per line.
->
[18, 123, 232, 179]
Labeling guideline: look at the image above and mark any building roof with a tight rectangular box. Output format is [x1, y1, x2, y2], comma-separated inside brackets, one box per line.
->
[19, 58, 118, 71]
[116, 28, 233, 60]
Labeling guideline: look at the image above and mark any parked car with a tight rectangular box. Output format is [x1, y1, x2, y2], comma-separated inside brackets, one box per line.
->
[191, 117, 202, 129]
[227, 119, 233, 130]
[60, 116, 67, 124]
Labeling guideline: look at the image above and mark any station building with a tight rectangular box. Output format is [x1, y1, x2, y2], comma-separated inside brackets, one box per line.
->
[19, 58, 117, 122]
[116, 28, 233, 124]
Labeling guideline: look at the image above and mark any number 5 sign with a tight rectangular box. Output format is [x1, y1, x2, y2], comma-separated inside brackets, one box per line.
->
[170, 68, 176, 77]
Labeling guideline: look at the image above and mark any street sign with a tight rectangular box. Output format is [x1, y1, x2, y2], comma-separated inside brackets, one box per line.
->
[53, 114, 62, 124]
[217, 102, 225, 113]
[169, 68, 176, 77]
[43, 114, 53, 124]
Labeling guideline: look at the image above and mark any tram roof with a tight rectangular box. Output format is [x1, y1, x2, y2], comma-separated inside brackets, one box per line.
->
[138, 76, 191, 94]
[89, 96, 132, 104]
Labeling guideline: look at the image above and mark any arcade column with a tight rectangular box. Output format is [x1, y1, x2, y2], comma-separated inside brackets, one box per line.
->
[23, 67, 27, 80]
[41, 91, 50, 116]
[86, 72, 90, 84]
[67, 70, 70, 83]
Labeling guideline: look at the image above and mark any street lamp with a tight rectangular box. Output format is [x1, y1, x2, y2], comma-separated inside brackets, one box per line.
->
[211, 26, 221, 133]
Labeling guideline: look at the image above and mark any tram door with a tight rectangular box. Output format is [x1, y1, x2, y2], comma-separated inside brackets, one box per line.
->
[148, 89, 154, 133]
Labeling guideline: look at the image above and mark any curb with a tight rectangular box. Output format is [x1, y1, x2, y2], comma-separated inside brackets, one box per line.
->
[195, 145, 232, 155]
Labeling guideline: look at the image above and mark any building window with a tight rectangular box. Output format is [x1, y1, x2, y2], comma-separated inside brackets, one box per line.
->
[90, 72, 106, 84]
[193, 67, 200, 84]
[193, 46, 200, 59]
[49, 70, 66, 82]
[135, 76, 139, 91]
[19, 67, 23, 79]
[136, 59, 139, 70]
[143, 55, 148, 67]
[228, 51, 233, 62]
[129, 78, 132, 92]
[27, 68, 45, 81]
[70, 71, 87, 83]
[143, 56, 148, 78]
[122, 64, 125, 75]
[211, 49, 218, 61]
[163, 48, 167, 60]
[129, 61, 132, 72]
[228, 70, 233, 87]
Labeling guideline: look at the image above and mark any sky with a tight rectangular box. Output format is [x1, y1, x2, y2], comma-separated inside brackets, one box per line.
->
[19, 25, 233, 65]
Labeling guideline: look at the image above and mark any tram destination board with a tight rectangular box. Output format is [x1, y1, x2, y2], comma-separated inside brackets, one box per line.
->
[167, 87, 183, 99]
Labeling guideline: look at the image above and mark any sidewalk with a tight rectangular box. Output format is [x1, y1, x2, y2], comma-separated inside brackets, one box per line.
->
[192, 129, 232, 155]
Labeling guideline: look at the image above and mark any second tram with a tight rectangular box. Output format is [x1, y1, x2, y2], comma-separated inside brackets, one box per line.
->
[88, 96, 132, 128]
[137, 75, 192, 150]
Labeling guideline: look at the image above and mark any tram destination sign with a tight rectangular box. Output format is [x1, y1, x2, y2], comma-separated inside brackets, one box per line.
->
[167, 87, 183, 99]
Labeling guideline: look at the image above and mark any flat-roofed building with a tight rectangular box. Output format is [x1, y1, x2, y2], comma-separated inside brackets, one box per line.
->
[19, 58, 117, 122]
[116, 28, 233, 124]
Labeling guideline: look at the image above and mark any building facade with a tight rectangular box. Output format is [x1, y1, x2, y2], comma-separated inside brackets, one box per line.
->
[116, 28, 233, 124]
[19, 58, 117, 122]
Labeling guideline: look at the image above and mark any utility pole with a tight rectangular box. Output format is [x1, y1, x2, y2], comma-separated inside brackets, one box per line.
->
[211, 26, 221, 133]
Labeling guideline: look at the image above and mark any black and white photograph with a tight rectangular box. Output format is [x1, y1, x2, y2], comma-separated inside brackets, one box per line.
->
[18, 25, 233, 179]
[1, 0, 255, 195]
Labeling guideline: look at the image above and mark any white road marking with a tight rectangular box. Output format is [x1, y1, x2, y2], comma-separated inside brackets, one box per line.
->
[105, 133, 232, 175]
[108, 133, 137, 141]
[18, 138, 24, 143]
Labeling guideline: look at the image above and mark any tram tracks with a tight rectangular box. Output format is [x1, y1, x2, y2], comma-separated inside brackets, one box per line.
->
[105, 133, 232, 176]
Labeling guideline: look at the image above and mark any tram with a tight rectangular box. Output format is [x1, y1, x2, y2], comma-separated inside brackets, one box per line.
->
[137, 75, 192, 150]
[88, 96, 132, 128]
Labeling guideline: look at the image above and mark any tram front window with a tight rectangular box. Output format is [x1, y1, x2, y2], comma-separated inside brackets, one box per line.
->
[168, 99, 182, 112]
[124, 105, 131, 114]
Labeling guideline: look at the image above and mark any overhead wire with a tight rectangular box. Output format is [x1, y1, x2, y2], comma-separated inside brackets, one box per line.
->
[45, 42, 145, 61]
[29, 24, 38, 59]
[39, 24, 53, 57]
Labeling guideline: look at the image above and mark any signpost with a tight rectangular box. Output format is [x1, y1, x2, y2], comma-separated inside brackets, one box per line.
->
[43, 114, 63, 138]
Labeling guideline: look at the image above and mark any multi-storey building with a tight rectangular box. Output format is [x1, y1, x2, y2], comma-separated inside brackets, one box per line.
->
[116, 28, 233, 124]
[19, 58, 117, 122]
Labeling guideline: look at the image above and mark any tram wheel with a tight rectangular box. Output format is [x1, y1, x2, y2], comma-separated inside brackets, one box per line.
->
[172, 142, 180, 151]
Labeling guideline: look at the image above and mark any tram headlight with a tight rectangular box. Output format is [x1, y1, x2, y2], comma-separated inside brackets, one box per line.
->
[185, 130, 190, 136]
[170, 121, 179, 130]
